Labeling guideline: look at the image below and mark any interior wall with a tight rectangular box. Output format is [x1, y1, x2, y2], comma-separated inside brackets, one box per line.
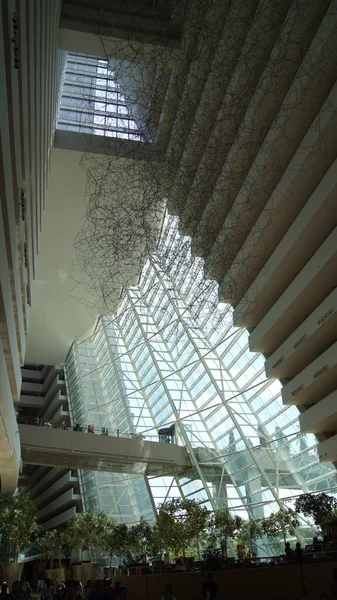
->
[26, 148, 97, 366]
[115, 562, 336, 600]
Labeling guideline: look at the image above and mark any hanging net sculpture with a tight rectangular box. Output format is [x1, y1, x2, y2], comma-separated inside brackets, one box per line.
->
[58, 0, 337, 314]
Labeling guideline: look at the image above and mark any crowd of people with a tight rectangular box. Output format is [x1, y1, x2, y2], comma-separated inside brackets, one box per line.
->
[2, 569, 337, 599]
[0, 574, 220, 600]
[0, 579, 129, 600]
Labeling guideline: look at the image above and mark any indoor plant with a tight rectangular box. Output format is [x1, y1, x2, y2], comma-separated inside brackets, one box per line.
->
[295, 492, 337, 537]
[0, 489, 39, 586]
[208, 508, 243, 558]
[261, 508, 299, 544]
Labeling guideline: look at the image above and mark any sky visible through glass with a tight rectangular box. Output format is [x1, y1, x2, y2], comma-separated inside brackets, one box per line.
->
[65, 214, 337, 554]
[57, 53, 143, 140]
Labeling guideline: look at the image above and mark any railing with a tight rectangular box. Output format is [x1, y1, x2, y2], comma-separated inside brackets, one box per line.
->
[17, 415, 162, 443]
[106, 549, 337, 577]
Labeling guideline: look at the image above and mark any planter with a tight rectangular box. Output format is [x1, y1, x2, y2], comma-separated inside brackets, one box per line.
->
[44, 568, 65, 582]
[2, 563, 23, 589]
[72, 562, 98, 583]
[203, 560, 223, 571]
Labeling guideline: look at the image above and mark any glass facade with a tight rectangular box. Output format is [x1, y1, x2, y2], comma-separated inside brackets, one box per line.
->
[65, 214, 337, 553]
[57, 53, 144, 140]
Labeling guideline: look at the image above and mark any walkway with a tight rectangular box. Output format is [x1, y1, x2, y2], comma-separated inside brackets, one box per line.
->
[18, 424, 191, 476]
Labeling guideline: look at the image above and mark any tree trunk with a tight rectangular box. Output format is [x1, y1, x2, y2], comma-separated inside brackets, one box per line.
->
[45, 568, 65, 582]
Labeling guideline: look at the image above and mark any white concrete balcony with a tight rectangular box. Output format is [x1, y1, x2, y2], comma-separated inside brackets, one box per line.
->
[249, 228, 337, 354]
[265, 288, 337, 380]
[299, 390, 337, 435]
[317, 434, 337, 463]
[34, 470, 79, 508]
[42, 506, 78, 530]
[282, 341, 337, 407]
[233, 158, 337, 329]
[37, 488, 81, 521]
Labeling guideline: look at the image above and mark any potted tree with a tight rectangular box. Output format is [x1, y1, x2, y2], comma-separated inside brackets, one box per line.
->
[129, 518, 154, 565]
[0, 489, 39, 587]
[261, 508, 299, 545]
[208, 508, 243, 559]
[103, 523, 131, 570]
[237, 518, 262, 560]
[156, 498, 208, 564]
[148, 524, 165, 567]
[64, 512, 112, 581]
[295, 492, 337, 539]
[36, 529, 66, 581]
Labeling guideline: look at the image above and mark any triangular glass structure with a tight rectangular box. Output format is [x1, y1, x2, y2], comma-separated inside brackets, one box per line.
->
[65, 215, 337, 554]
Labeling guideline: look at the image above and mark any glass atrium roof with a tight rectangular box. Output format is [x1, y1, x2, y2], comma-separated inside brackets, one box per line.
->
[65, 214, 337, 554]
[57, 53, 144, 141]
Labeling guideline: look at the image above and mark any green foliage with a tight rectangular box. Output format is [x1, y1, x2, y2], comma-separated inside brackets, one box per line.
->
[129, 517, 155, 558]
[64, 511, 112, 562]
[103, 523, 130, 566]
[261, 509, 299, 543]
[237, 519, 261, 552]
[156, 498, 209, 558]
[35, 529, 66, 569]
[0, 488, 39, 562]
[326, 510, 337, 526]
[294, 493, 337, 528]
[208, 508, 243, 550]
[201, 546, 223, 562]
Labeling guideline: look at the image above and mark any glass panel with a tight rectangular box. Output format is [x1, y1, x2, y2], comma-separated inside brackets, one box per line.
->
[65, 215, 337, 554]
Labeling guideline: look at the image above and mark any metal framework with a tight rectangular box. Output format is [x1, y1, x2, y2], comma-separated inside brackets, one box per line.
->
[65, 215, 337, 552]
[57, 53, 143, 140]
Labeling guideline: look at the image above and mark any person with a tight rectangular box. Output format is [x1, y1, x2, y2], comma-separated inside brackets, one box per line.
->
[38, 579, 45, 596]
[331, 567, 337, 599]
[10, 582, 26, 600]
[114, 583, 128, 600]
[101, 580, 116, 600]
[83, 581, 92, 600]
[42, 579, 55, 600]
[160, 585, 176, 600]
[21, 580, 31, 600]
[202, 573, 218, 600]
[0, 584, 9, 600]
[87, 580, 103, 600]
[295, 542, 303, 563]
[285, 542, 294, 559]
[87, 581, 103, 600]
[55, 581, 65, 600]
[175, 558, 186, 572]
[63, 581, 82, 600]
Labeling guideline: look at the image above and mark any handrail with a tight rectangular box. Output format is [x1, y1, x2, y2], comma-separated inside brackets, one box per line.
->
[17, 416, 163, 442]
